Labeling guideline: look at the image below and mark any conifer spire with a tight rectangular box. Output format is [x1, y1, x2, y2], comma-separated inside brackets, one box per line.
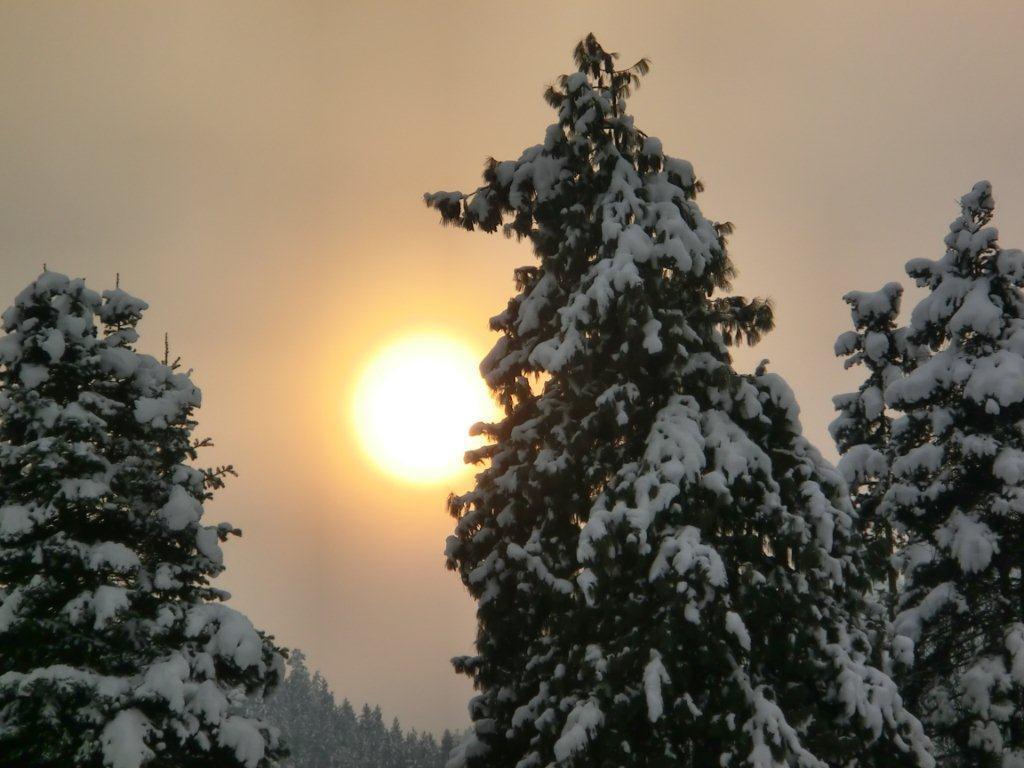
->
[429, 36, 932, 768]
[886, 182, 1024, 766]
[831, 282, 908, 617]
[0, 272, 284, 768]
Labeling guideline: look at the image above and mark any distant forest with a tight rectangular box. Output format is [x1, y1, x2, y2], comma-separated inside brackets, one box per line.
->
[252, 651, 459, 768]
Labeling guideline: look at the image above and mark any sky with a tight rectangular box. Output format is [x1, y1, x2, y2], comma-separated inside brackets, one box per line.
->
[3, 0, 1024, 736]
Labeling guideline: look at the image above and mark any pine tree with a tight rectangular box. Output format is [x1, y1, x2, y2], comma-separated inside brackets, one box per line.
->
[253, 649, 455, 768]
[0, 272, 284, 767]
[337, 698, 359, 762]
[255, 650, 345, 768]
[885, 182, 1024, 766]
[426, 34, 933, 768]
[830, 283, 910, 618]
[438, 729, 456, 762]
[385, 718, 407, 768]
[358, 704, 387, 768]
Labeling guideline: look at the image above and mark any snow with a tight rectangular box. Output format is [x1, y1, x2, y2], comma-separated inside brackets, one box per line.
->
[961, 180, 994, 212]
[860, 385, 884, 421]
[892, 634, 914, 667]
[648, 525, 727, 588]
[663, 156, 696, 187]
[566, 71, 587, 92]
[863, 331, 890, 362]
[101, 709, 154, 768]
[100, 347, 141, 377]
[837, 444, 887, 486]
[60, 477, 109, 500]
[138, 654, 189, 712]
[725, 611, 752, 651]
[515, 273, 556, 335]
[961, 657, 1005, 722]
[935, 511, 999, 574]
[218, 716, 269, 768]
[196, 526, 224, 565]
[552, 699, 604, 762]
[994, 448, 1024, 485]
[88, 542, 141, 572]
[60, 401, 107, 428]
[446, 729, 488, 768]
[964, 350, 1024, 408]
[153, 563, 181, 590]
[19, 363, 49, 388]
[643, 396, 706, 486]
[737, 670, 826, 768]
[822, 629, 936, 768]
[38, 327, 66, 362]
[997, 248, 1024, 282]
[1007, 624, 1024, 685]
[641, 318, 663, 353]
[0, 664, 130, 699]
[64, 593, 91, 625]
[0, 504, 33, 538]
[505, 542, 574, 595]
[93, 585, 130, 628]
[959, 432, 999, 458]
[802, 480, 838, 552]
[834, 330, 859, 356]
[580, 395, 707, 560]
[948, 281, 1002, 337]
[641, 136, 663, 157]
[843, 282, 903, 323]
[758, 371, 802, 426]
[186, 604, 265, 670]
[132, 364, 202, 428]
[160, 485, 202, 531]
[704, 410, 772, 485]
[189, 679, 229, 724]
[33, 270, 72, 295]
[891, 443, 944, 476]
[643, 651, 670, 722]
[134, 395, 182, 427]
[100, 288, 149, 323]
[893, 582, 963, 642]
[0, 587, 23, 633]
[0, 332, 20, 362]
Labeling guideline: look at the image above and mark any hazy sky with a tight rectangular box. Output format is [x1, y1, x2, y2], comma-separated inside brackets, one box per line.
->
[3, 1, 1024, 735]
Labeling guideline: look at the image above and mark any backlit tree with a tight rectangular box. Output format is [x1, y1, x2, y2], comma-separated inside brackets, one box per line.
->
[427, 35, 933, 768]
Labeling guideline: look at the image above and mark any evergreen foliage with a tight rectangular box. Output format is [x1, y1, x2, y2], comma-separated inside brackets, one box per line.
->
[884, 182, 1024, 766]
[831, 283, 911, 618]
[0, 272, 284, 768]
[253, 650, 456, 768]
[426, 34, 933, 768]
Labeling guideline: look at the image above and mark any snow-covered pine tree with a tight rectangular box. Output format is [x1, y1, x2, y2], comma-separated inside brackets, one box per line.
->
[830, 283, 909, 618]
[426, 34, 933, 768]
[885, 182, 1024, 766]
[0, 272, 285, 768]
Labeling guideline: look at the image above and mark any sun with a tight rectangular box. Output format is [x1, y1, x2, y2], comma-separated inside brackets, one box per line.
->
[351, 331, 495, 485]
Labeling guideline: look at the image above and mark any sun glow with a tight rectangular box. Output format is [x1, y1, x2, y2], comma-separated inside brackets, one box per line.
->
[351, 332, 495, 485]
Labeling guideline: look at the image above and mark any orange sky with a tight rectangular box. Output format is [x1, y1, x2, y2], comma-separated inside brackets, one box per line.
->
[3, 0, 1024, 735]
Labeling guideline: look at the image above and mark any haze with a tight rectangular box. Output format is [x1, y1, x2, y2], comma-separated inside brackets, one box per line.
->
[2, 0, 1024, 734]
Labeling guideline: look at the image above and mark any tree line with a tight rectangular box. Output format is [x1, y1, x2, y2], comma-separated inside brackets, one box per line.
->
[251, 651, 459, 768]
